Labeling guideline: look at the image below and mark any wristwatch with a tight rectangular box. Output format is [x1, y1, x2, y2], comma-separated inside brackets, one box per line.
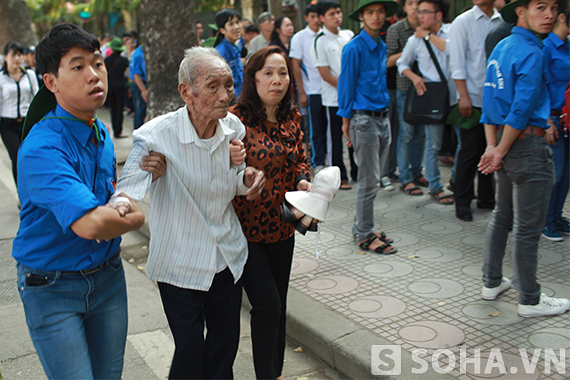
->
[424, 32, 431, 41]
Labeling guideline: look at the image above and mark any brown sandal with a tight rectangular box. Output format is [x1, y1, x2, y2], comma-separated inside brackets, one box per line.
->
[401, 183, 424, 196]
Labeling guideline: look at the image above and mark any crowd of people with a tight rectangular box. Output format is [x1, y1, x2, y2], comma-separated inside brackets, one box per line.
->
[4, 0, 569, 378]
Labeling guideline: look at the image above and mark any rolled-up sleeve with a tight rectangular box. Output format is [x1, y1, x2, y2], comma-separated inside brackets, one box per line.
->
[396, 36, 417, 75]
[504, 54, 544, 130]
[449, 19, 467, 80]
[115, 131, 154, 201]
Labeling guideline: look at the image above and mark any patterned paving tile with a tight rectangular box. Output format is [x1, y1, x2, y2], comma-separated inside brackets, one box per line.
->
[289, 165, 570, 377]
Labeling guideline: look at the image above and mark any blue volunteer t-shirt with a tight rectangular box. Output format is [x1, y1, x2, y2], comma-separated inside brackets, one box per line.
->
[13, 105, 121, 271]
[481, 27, 550, 130]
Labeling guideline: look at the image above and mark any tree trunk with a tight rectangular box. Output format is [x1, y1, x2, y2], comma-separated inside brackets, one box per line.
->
[0, 0, 36, 48]
[140, 0, 197, 119]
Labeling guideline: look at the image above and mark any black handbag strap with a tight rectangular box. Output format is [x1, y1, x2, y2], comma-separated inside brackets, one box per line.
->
[423, 38, 447, 86]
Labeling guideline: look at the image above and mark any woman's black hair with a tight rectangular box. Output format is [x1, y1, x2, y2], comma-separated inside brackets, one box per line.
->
[2, 42, 24, 73]
[35, 24, 99, 76]
[270, 16, 290, 44]
[236, 46, 296, 123]
[214, 9, 241, 47]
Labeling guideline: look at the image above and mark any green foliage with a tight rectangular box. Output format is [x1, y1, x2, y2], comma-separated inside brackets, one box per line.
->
[195, 0, 233, 13]
[24, 0, 140, 25]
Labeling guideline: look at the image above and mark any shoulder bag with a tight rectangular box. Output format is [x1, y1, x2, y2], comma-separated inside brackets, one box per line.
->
[404, 39, 450, 125]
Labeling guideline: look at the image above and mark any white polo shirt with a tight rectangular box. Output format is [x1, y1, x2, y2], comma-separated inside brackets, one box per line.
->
[310, 27, 354, 107]
[290, 26, 322, 96]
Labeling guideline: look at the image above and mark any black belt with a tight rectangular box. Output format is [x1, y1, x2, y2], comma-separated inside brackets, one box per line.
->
[1, 117, 24, 123]
[551, 109, 561, 116]
[354, 109, 388, 118]
[64, 252, 120, 275]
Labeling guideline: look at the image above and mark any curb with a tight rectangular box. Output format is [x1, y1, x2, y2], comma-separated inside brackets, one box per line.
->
[136, 207, 453, 379]
[285, 288, 454, 380]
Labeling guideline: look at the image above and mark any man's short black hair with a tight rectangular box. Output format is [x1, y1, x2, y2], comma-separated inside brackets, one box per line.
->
[418, 0, 449, 22]
[245, 24, 259, 33]
[36, 24, 100, 77]
[316, 1, 342, 16]
[305, 3, 318, 16]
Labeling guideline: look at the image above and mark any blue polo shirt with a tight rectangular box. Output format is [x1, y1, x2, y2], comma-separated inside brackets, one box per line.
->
[13, 105, 121, 271]
[481, 27, 550, 130]
[337, 30, 390, 119]
[129, 45, 146, 82]
[216, 38, 243, 97]
[543, 31, 570, 112]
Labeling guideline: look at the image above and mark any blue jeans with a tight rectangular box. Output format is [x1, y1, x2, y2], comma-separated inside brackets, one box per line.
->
[396, 89, 425, 186]
[131, 82, 147, 130]
[17, 254, 128, 379]
[482, 133, 555, 305]
[424, 124, 445, 193]
[546, 118, 569, 224]
[349, 113, 391, 242]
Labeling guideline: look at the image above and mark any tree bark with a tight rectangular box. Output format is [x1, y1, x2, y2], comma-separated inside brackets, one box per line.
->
[0, 0, 36, 48]
[140, 0, 197, 119]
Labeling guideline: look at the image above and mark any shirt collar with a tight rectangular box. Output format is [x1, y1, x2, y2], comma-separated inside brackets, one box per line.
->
[512, 26, 544, 49]
[403, 18, 414, 32]
[179, 106, 233, 149]
[547, 31, 565, 48]
[54, 105, 100, 147]
[360, 29, 382, 51]
[304, 26, 320, 36]
[473, 5, 501, 21]
[322, 27, 341, 38]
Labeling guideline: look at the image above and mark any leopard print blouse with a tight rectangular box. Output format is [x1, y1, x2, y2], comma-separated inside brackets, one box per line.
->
[231, 105, 310, 244]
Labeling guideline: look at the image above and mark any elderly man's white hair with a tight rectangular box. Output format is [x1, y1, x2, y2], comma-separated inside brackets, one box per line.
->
[178, 47, 226, 86]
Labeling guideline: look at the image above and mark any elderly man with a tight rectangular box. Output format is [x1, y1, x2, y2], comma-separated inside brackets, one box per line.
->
[114, 47, 265, 379]
[248, 12, 275, 54]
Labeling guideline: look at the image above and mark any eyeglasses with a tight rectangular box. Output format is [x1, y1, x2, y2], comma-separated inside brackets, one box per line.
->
[415, 10, 438, 15]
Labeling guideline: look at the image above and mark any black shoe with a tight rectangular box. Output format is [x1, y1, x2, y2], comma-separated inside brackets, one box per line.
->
[456, 207, 473, 221]
[388, 173, 400, 182]
[477, 200, 495, 209]
[308, 219, 318, 232]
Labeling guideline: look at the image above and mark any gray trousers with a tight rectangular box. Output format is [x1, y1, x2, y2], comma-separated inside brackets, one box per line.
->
[482, 133, 554, 305]
[349, 113, 391, 243]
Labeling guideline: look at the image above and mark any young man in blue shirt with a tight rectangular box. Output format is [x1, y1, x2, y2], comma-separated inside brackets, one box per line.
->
[13, 24, 162, 378]
[129, 31, 147, 129]
[478, 0, 570, 317]
[338, 0, 399, 254]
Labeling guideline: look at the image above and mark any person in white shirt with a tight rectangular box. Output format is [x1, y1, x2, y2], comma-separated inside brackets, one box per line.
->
[0, 42, 39, 190]
[114, 47, 265, 379]
[248, 12, 275, 55]
[397, 0, 456, 204]
[449, 0, 502, 221]
[311, 0, 356, 189]
[290, 4, 327, 168]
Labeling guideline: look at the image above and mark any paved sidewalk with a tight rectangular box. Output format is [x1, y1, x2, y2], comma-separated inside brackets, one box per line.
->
[1, 108, 568, 379]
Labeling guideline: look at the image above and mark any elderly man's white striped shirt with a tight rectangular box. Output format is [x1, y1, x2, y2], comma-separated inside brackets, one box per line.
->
[115, 106, 249, 291]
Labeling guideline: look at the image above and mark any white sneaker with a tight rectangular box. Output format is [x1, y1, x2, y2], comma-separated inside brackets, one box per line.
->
[381, 176, 394, 191]
[518, 294, 570, 318]
[481, 277, 511, 300]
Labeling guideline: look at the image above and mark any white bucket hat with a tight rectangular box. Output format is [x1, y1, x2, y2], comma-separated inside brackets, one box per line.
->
[284, 166, 341, 222]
